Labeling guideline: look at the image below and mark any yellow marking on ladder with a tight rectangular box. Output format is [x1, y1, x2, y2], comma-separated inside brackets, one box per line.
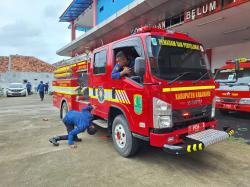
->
[198, 143, 203, 150]
[193, 144, 197, 151]
[187, 145, 192, 152]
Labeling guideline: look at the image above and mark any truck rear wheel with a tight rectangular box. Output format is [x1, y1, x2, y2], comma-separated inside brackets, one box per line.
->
[112, 115, 138, 157]
[61, 102, 68, 119]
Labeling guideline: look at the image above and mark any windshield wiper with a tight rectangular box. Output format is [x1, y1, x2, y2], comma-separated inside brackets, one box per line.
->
[168, 72, 193, 85]
[193, 72, 210, 84]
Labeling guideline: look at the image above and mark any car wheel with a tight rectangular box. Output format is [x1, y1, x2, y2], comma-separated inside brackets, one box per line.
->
[60, 102, 68, 119]
[112, 115, 138, 157]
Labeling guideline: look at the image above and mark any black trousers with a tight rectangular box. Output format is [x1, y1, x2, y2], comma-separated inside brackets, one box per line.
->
[57, 119, 79, 141]
[39, 92, 44, 101]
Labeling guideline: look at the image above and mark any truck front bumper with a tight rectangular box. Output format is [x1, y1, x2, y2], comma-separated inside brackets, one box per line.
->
[216, 102, 250, 112]
[150, 120, 217, 147]
[163, 128, 235, 155]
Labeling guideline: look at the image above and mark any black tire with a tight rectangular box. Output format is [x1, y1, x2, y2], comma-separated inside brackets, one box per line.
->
[60, 102, 68, 119]
[112, 115, 138, 157]
[219, 109, 230, 115]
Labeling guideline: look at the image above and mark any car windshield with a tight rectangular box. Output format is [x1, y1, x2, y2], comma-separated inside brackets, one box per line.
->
[9, 84, 23, 88]
[146, 36, 211, 81]
[215, 68, 250, 84]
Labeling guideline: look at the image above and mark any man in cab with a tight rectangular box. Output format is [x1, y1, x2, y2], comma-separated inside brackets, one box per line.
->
[111, 51, 135, 79]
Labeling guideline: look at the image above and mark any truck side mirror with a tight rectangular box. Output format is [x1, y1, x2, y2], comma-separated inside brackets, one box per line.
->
[235, 61, 240, 73]
[234, 60, 240, 81]
[134, 57, 146, 77]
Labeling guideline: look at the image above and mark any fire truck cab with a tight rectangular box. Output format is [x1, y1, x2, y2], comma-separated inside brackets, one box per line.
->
[53, 27, 234, 157]
[215, 58, 250, 114]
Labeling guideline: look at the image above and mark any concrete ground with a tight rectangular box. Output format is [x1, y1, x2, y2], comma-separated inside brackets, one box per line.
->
[0, 95, 250, 187]
[217, 110, 250, 145]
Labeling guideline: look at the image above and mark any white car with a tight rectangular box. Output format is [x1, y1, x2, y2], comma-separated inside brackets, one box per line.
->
[6, 83, 27, 97]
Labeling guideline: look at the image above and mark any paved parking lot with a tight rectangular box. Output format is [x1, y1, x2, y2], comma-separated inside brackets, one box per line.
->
[0, 95, 250, 187]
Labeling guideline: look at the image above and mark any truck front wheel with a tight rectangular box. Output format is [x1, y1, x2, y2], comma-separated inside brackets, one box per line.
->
[112, 115, 138, 157]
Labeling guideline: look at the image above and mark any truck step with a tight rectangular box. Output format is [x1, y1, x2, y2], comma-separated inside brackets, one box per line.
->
[92, 119, 108, 128]
[186, 129, 229, 147]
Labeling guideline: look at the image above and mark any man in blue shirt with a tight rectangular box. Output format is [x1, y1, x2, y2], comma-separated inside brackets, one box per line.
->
[45, 82, 49, 94]
[111, 51, 134, 79]
[37, 81, 45, 101]
[26, 82, 32, 95]
[49, 105, 97, 149]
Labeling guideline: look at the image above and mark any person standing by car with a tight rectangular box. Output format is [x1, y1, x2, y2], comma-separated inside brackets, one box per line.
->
[45, 82, 49, 94]
[37, 81, 45, 101]
[26, 82, 32, 95]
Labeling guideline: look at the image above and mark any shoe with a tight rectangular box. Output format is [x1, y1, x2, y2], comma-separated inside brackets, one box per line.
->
[74, 138, 82, 142]
[49, 137, 59, 146]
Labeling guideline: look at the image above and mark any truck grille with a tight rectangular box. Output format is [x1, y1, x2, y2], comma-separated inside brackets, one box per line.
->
[172, 105, 211, 124]
[222, 98, 237, 103]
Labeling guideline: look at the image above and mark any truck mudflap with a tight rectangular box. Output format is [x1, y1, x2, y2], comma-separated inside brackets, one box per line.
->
[163, 128, 235, 155]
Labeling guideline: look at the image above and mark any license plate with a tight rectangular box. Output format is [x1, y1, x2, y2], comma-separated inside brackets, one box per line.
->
[188, 122, 206, 135]
[223, 104, 236, 110]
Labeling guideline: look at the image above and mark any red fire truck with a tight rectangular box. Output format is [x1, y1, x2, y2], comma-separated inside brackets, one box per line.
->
[215, 58, 250, 114]
[53, 27, 234, 157]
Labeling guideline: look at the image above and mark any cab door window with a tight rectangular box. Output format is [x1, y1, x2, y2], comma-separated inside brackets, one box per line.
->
[112, 38, 145, 84]
[94, 50, 107, 74]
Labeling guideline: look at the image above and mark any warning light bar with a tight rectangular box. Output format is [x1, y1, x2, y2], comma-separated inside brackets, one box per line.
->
[226, 58, 250, 64]
[134, 26, 167, 34]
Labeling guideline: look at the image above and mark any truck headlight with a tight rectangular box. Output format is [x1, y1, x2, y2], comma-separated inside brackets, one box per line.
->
[211, 97, 216, 118]
[239, 98, 250, 105]
[215, 96, 221, 102]
[153, 97, 172, 128]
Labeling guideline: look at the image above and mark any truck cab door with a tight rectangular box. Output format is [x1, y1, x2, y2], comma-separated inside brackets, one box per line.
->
[89, 48, 109, 119]
[110, 38, 149, 135]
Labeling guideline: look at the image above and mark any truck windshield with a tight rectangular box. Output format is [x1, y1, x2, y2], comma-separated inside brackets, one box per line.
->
[146, 36, 211, 81]
[215, 68, 250, 84]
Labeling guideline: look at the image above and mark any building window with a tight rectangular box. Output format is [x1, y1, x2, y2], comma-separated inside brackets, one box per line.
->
[99, 6, 104, 12]
[94, 50, 107, 74]
[165, 13, 184, 28]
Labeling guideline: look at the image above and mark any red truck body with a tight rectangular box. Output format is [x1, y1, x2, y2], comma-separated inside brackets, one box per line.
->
[215, 58, 250, 113]
[53, 27, 233, 156]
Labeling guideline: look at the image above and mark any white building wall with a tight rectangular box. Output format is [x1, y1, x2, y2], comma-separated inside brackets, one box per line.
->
[212, 41, 250, 71]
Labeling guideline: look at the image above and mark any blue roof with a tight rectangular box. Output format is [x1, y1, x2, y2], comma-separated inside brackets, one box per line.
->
[59, 0, 92, 22]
